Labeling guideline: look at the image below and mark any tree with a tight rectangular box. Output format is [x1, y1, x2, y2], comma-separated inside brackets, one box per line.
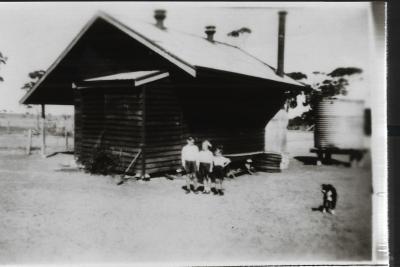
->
[21, 70, 45, 110]
[285, 72, 311, 109]
[287, 72, 307, 81]
[22, 70, 45, 91]
[227, 27, 252, 37]
[0, 52, 7, 82]
[227, 27, 252, 48]
[328, 67, 362, 77]
[287, 67, 363, 127]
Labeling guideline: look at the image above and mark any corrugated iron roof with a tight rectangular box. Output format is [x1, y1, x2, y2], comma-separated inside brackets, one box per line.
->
[84, 70, 162, 82]
[99, 12, 302, 87]
[82, 70, 170, 87]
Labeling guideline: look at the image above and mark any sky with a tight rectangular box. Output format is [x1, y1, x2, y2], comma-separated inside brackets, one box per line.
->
[0, 2, 377, 117]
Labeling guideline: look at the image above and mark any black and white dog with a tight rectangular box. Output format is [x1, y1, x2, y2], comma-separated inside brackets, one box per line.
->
[321, 184, 338, 215]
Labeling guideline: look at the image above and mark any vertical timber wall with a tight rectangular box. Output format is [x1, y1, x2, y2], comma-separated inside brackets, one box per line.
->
[145, 84, 184, 174]
[74, 86, 144, 175]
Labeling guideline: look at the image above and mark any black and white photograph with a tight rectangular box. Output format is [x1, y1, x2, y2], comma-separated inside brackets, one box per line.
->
[0, 2, 387, 265]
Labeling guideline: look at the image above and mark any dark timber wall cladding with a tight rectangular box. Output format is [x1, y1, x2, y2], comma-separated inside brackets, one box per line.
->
[176, 83, 273, 155]
[74, 86, 144, 175]
[145, 84, 185, 174]
[74, 77, 287, 176]
[74, 90, 83, 159]
[143, 81, 286, 175]
[176, 81, 286, 155]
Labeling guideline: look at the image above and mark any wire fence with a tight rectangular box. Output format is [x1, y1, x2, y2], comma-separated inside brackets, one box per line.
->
[0, 114, 74, 155]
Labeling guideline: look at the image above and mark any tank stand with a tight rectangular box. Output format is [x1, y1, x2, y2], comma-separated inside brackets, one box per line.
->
[311, 148, 366, 167]
[315, 150, 332, 166]
[316, 151, 323, 166]
[350, 151, 364, 168]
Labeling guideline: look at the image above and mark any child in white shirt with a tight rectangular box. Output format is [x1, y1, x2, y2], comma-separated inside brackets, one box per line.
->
[181, 137, 199, 194]
[212, 146, 231, 196]
[198, 140, 213, 194]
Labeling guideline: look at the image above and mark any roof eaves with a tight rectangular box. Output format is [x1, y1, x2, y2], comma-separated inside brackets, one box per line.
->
[233, 46, 304, 87]
[135, 71, 169, 87]
[79, 70, 170, 87]
[97, 12, 197, 78]
[196, 66, 303, 89]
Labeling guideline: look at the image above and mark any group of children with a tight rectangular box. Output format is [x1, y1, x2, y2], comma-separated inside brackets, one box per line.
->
[181, 137, 231, 195]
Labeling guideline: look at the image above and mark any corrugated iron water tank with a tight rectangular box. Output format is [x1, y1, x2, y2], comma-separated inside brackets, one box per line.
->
[253, 152, 282, 173]
[314, 98, 365, 149]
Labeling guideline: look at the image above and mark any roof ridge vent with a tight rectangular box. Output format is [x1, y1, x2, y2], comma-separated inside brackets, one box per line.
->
[205, 25, 216, 42]
[154, 9, 166, 30]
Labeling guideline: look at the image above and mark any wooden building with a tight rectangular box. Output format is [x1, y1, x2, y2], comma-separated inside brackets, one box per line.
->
[20, 10, 302, 176]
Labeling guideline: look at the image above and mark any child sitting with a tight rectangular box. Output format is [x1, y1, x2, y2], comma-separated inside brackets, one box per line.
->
[244, 158, 255, 175]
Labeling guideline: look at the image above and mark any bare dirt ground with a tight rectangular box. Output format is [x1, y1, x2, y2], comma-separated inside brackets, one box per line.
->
[0, 131, 371, 264]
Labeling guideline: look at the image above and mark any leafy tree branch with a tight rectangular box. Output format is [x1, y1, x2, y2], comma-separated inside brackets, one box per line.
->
[287, 67, 363, 127]
[0, 52, 8, 82]
[22, 70, 45, 91]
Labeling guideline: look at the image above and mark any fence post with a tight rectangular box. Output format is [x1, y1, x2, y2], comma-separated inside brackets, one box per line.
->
[26, 129, 32, 155]
[65, 127, 68, 150]
[40, 104, 46, 157]
[7, 121, 10, 134]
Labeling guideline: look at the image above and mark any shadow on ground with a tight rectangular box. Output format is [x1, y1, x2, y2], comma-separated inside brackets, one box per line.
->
[294, 156, 350, 167]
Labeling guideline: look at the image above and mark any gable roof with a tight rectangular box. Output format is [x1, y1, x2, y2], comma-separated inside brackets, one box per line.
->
[20, 11, 302, 105]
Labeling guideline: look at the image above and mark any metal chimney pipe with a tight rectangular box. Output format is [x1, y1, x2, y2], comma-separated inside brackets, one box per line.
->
[205, 25, 216, 42]
[154, 9, 166, 30]
[277, 11, 287, 77]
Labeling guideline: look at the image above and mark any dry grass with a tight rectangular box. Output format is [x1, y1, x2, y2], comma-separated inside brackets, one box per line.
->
[0, 131, 371, 264]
